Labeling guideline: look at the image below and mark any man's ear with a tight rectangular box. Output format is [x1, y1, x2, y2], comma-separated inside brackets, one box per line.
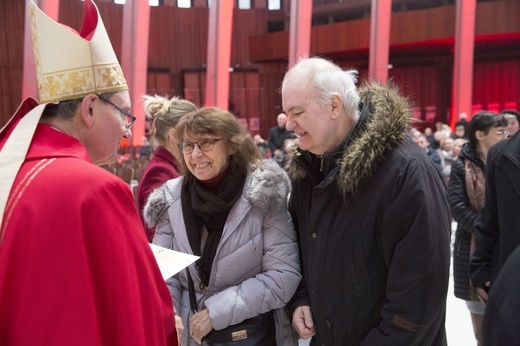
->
[80, 94, 98, 128]
[330, 93, 343, 119]
[475, 130, 484, 141]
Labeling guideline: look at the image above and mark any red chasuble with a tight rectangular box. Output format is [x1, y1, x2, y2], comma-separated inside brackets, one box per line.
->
[0, 124, 177, 345]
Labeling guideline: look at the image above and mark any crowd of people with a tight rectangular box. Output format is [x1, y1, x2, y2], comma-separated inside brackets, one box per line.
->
[1, 1, 520, 345]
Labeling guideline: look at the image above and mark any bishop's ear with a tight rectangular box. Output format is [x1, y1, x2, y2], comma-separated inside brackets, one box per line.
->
[80, 94, 98, 128]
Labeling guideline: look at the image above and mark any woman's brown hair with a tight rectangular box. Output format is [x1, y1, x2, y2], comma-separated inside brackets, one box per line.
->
[176, 107, 262, 175]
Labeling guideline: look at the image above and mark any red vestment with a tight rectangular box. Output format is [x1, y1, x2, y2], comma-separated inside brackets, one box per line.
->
[0, 121, 177, 345]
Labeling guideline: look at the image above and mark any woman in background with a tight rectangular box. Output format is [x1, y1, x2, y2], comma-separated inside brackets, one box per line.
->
[448, 111, 508, 346]
[137, 95, 197, 242]
[144, 107, 300, 345]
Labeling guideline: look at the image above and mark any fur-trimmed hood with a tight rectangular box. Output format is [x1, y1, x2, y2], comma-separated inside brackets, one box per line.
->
[285, 80, 412, 195]
[143, 158, 291, 227]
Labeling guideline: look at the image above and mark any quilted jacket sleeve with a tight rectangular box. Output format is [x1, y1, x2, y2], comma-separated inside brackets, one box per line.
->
[448, 158, 479, 232]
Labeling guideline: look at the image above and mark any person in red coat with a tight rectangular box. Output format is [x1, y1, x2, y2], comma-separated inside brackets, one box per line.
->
[137, 95, 197, 242]
[0, 1, 177, 345]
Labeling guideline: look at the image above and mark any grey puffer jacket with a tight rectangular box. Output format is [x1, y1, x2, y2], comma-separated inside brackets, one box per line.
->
[144, 159, 301, 346]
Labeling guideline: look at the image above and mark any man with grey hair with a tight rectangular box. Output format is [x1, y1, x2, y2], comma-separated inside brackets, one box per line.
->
[268, 112, 293, 164]
[282, 57, 450, 345]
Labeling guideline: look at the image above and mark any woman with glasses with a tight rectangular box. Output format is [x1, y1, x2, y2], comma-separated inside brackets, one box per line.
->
[144, 107, 301, 345]
[448, 111, 508, 346]
[137, 95, 197, 242]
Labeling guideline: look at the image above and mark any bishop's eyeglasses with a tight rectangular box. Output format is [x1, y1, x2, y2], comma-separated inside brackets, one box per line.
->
[98, 96, 136, 131]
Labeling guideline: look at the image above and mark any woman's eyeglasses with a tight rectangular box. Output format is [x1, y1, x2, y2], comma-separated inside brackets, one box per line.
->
[179, 138, 222, 154]
[496, 129, 508, 137]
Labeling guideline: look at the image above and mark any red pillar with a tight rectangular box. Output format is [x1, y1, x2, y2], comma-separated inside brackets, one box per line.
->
[205, 0, 234, 109]
[451, 0, 476, 128]
[368, 0, 391, 82]
[121, 0, 150, 146]
[288, 0, 313, 68]
[22, 0, 59, 101]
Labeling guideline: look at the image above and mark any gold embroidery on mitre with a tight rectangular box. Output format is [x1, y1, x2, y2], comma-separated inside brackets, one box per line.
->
[29, 1, 127, 104]
[38, 68, 96, 103]
[29, 4, 41, 87]
[95, 64, 127, 92]
[37, 64, 126, 103]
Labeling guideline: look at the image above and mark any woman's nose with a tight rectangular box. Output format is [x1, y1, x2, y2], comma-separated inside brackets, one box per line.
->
[191, 144, 203, 156]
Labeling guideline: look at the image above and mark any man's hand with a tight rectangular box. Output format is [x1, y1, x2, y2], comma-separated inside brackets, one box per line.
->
[189, 309, 213, 344]
[292, 305, 315, 340]
[476, 281, 491, 303]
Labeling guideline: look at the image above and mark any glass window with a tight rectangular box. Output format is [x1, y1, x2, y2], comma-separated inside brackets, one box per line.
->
[238, 0, 252, 9]
[268, 0, 281, 10]
[178, 0, 192, 8]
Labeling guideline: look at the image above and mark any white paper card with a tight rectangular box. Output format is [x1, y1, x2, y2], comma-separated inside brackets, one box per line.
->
[150, 244, 199, 280]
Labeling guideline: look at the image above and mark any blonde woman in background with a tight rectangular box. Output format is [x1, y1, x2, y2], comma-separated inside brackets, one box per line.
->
[137, 95, 197, 242]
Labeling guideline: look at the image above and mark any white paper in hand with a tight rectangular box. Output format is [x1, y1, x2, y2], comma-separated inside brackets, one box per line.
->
[150, 244, 199, 280]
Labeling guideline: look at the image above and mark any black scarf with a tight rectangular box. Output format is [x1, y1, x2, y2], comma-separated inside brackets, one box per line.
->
[181, 169, 247, 287]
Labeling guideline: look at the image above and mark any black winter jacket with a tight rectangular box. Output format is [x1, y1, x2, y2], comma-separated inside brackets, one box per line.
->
[482, 246, 520, 345]
[471, 132, 520, 289]
[286, 82, 451, 346]
[448, 144, 485, 301]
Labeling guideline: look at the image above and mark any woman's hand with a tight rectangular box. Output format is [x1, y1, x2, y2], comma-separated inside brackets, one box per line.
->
[476, 281, 491, 304]
[175, 315, 184, 344]
[189, 309, 214, 344]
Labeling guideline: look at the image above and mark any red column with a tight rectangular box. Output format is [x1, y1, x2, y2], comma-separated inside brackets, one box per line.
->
[288, 0, 313, 68]
[368, 0, 391, 82]
[451, 0, 476, 128]
[121, 0, 150, 146]
[204, 0, 234, 109]
[22, 0, 59, 101]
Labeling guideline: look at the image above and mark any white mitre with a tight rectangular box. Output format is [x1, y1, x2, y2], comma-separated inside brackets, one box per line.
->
[31, 0, 127, 103]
